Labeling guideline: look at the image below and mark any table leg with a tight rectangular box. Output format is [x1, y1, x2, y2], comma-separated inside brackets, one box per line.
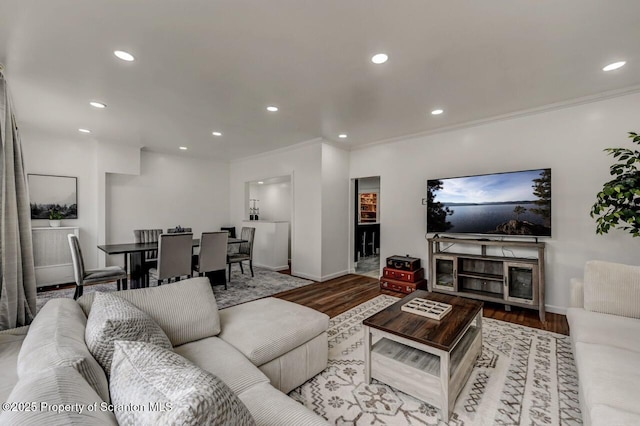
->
[441, 352, 451, 419]
[128, 252, 144, 289]
[363, 325, 371, 384]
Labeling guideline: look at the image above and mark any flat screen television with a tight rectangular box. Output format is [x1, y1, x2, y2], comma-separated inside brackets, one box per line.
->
[427, 169, 551, 236]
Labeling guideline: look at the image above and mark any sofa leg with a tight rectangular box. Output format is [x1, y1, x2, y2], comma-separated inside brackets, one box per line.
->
[239, 262, 244, 274]
[117, 280, 121, 291]
[228, 264, 231, 282]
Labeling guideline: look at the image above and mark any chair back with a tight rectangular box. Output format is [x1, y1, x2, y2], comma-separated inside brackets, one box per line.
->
[221, 226, 236, 238]
[239, 227, 255, 258]
[133, 229, 163, 260]
[198, 232, 228, 273]
[167, 227, 192, 233]
[157, 233, 193, 280]
[67, 234, 85, 285]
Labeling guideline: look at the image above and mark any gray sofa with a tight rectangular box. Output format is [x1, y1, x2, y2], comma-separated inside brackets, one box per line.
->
[0, 277, 329, 425]
[567, 260, 640, 426]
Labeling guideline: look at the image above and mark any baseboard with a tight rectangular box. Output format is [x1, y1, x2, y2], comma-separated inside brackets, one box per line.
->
[291, 271, 322, 282]
[253, 263, 289, 272]
[545, 304, 567, 315]
[319, 270, 350, 282]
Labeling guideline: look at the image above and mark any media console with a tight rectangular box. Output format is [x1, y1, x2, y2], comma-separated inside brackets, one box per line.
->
[427, 236, 546, 321]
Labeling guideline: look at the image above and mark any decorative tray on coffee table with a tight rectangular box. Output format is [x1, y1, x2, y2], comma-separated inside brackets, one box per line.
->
[401, 298, 452, 320]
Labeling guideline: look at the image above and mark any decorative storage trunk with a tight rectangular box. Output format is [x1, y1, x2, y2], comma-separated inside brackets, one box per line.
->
[380, 277, 428, 294]
[382, 267, 425, 283]
[386, 255, 421, 272]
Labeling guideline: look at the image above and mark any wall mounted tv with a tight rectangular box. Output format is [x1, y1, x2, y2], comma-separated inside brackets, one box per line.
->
[427, 169, 551, 236]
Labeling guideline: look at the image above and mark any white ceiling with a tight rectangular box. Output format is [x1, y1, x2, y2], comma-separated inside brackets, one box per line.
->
[1, 0, 639, 161]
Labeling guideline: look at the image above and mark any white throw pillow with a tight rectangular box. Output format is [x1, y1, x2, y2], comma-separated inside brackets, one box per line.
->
[85, 292, 172, 376]
[110, 340, 255, 426]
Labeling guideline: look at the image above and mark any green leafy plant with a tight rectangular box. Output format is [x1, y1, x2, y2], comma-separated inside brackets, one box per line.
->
[590, 132, 640, 236]
[48, 209, 63, 220]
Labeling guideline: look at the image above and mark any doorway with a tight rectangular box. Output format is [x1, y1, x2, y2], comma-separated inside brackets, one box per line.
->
[354, 176, 380, 278]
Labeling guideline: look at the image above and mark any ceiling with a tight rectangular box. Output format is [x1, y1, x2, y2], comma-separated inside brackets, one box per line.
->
[1, 1, 639, 161]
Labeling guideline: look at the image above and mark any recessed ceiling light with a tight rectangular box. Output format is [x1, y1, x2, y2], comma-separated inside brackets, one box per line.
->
[179, 146, 188, 150]
[431, 109, 444, 115]
[114, 50, 135, 62]
[78, 128, 91, 133]
[371, 53, 388, 64]
[212, 131, 223, 136]
[258, 181, 264, 185]
[89, 101, 106, 109]
[602, 61, 626, 72]
[266, 105, 279, 112]
[338, 134, 348, 139]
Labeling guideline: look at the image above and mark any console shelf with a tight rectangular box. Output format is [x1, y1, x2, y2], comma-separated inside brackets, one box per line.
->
[428, 237, 546, 321]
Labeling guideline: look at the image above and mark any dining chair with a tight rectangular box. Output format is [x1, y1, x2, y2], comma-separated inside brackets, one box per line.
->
[227, 227, 255, 282]
[133, 228, 162, 287]
[149, 233, 193, 285]
[193, 232, 229, 289]
[67, 234, 128, 299]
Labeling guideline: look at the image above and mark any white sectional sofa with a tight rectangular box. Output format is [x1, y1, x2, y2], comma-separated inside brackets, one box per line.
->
[567, 260, 640, 426]
[0, 277, 329, 425]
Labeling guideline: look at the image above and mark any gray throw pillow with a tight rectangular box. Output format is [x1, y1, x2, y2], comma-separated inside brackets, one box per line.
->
[110, 340, 255, 426]
[85, 292, 172, 376]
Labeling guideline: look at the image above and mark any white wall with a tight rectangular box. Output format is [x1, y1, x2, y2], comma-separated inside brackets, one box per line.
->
[21, 129, 100, 268]
[249, 180, 292, 222]
[350, 92, 640, 312]
[230, 141, 323, 280]
[106, 151, 229, 263]
[321, 143, 350, 279]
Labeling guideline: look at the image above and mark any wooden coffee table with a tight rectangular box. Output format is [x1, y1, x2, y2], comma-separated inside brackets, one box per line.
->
[363, 290, 483, 419]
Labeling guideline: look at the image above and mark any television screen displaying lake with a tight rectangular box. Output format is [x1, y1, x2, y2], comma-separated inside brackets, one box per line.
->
[426, 169, 552, 236]
[444, 202, 546, 234]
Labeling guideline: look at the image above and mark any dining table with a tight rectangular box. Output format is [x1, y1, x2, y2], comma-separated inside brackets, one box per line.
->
[97, 237, 247, 289]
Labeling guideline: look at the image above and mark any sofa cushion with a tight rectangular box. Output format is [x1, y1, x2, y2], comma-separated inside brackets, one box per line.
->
[110, 340, 255, 426]
[238, 382, 328, 426]
[0, 366, 117, 425]
[574, 341, 640, 416]
[567, 307, 640, 353]
[0, 326, 28, 403]
[78, 276, 220, 346]
[590, 403, 640, 426]
[86, 292, 172, 376]
[584, 260, 640, 318]
[218, 297, 329, 366]
[174, 336, 269, 395]
[17, 299, 110, 402]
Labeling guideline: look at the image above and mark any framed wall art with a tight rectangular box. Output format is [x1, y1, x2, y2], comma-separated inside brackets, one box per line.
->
[28, 174, 78, 219]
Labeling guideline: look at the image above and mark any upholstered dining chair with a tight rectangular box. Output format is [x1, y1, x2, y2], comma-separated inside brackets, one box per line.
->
[227, 227, 255, 282]
[67, 234, 128, 299]
[193, 232, 228, 288]
[149, 233, 193, 285]
[133, 228, 162, 287]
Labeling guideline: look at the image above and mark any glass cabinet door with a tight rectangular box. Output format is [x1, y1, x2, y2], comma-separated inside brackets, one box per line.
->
[504, 262, 537, 305]
[433, 255, 456, 291]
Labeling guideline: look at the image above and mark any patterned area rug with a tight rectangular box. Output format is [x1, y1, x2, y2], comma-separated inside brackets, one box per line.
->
[289, 295, 582, 425]
[36, 267, 314, 313]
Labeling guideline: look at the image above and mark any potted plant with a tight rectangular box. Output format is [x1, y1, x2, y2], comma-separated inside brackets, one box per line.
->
[48, 209, 63, 227]
[590, 131, 640, 236]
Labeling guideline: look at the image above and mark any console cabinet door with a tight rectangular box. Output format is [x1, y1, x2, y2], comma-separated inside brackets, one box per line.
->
[504, 262, 537, 305]
[433, 255, 457, 292]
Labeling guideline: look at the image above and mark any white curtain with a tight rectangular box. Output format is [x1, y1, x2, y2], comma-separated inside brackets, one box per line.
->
[0, 70, 36, 330]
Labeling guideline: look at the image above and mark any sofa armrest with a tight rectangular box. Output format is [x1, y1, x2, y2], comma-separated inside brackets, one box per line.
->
[569, 278, 584, 308]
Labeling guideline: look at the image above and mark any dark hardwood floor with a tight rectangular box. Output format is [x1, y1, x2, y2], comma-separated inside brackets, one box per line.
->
[275, 273, 570, 335]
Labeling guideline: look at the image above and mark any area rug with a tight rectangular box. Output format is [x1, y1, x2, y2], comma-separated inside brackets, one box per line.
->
[36, 267, 314, 313]
[289, 295, 582, 425]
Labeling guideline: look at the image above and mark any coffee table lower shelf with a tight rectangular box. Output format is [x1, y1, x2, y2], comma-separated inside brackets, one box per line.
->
[364, 312, 482, 418]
